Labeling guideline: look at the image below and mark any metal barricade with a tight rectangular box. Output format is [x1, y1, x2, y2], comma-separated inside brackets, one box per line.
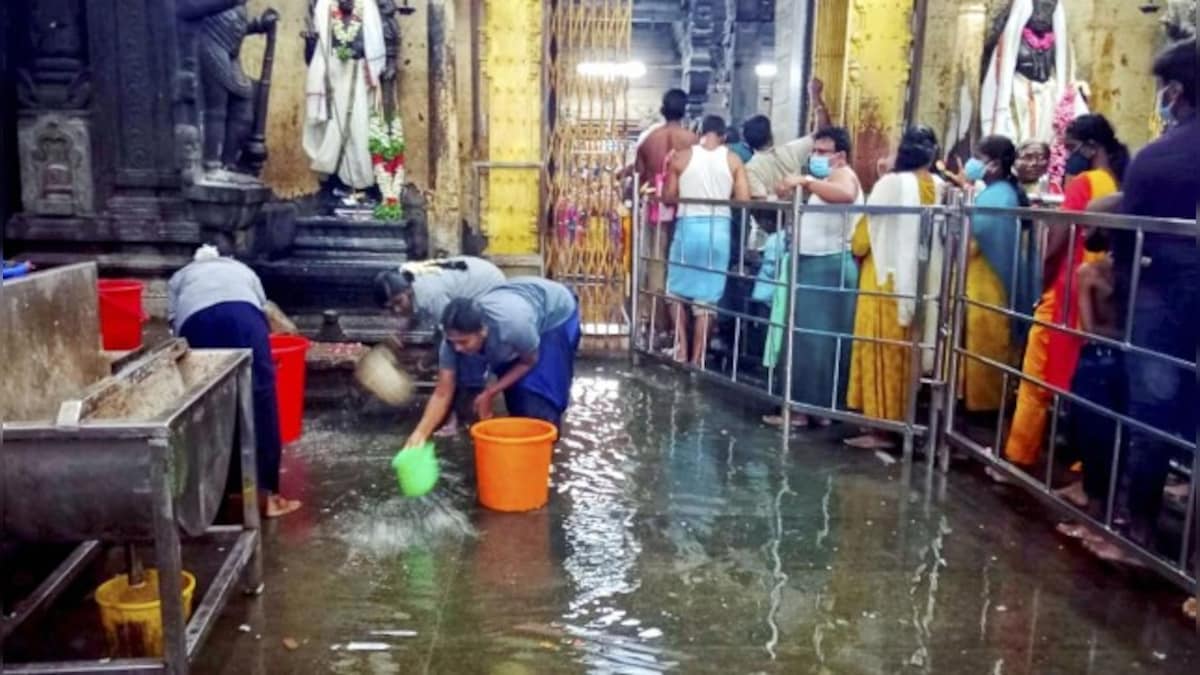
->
[630, 186, 951, 459]
[628, 183, 1199, 619]
[940, 203, 1199, 614]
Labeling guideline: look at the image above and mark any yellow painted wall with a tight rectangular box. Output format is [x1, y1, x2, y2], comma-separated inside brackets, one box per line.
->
[916, 0, 1165, 153]
[241, 0, 431, 198]
[479, 0, 543, 256]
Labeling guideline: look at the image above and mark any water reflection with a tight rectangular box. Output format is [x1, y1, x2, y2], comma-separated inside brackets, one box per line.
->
[185, 363, 1200, 675]
[558, 373, 660, 670]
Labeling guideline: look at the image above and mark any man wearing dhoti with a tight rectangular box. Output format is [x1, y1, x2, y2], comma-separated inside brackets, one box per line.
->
[304, 0, 387, 190]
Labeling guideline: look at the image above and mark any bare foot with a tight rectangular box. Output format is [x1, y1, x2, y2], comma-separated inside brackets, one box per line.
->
[1055, 522, 1104, 544]
[763, 413, 809, 429]
[1054, 481, 1089, 509]
[264, 494, 302, 519]
[1084, 538, 1146, 568]
[843, 433, 895, 450]
[435, 415, 459, 438]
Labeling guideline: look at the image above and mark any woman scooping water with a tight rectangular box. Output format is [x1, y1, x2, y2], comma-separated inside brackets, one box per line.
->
[402, 277, 581, 450]
[375, 256, 506, 432]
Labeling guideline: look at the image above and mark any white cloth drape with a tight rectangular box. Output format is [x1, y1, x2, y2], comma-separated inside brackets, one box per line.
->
[304, 0, 387, 189]
[979, 0, 1086, 144]
[866, 172, 945, 373]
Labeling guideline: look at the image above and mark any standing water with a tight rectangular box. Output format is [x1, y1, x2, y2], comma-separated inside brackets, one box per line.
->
[194, 362, 1198, 674]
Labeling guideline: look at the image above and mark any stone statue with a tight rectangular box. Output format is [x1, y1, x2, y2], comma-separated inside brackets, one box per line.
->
[177, 0, 279, 175]
[1162, 0, 1196, 41]
[303, 0, 399, 195]
[979, 0, 1088, 146]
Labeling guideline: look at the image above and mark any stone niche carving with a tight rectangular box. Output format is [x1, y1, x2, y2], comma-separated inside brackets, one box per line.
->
[18, 113, 94, 216]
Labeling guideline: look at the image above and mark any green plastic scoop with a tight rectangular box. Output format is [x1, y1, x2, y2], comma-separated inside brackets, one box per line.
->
[391, 441, 440, 498]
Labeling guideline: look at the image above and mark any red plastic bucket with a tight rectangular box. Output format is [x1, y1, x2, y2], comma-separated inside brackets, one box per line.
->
[97, 279, 146, 350]
[269, 334, 311, 444]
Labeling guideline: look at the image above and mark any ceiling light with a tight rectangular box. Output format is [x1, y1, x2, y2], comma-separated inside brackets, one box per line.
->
[576, 61, 646, 79]
[754, 62, 778, 79]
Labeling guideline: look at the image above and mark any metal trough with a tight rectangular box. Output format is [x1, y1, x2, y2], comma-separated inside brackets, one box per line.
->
[1, 263, 262, 674]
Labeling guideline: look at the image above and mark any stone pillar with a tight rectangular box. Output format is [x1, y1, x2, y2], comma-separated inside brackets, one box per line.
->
[428, 0, 462, 256]
[730, 24, 764, 125]
[771, 0, 812, 142]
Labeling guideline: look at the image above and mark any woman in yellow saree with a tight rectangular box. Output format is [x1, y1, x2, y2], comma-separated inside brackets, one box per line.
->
[845, 127, 943, 449]
[959, 136, 1032, 413]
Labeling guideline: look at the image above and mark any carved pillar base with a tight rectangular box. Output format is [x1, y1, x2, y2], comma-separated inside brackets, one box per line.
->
[184, 176, 272, 257]
[18, 112, 96, 217]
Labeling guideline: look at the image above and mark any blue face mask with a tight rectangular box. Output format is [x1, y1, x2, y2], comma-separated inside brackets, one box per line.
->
[964, 158, 987, 183]
[1157, 87, 1176, 125]
[808, 155, 832, 179]
[1064, 149, 1091, 177]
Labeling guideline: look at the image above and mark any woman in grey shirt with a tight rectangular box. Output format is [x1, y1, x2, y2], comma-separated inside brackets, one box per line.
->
[169, 245, 301, 518]
[375, 256, 506, 429]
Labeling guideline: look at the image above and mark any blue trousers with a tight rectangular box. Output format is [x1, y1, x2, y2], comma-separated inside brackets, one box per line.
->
[180, 301, 283, 493]
[1068, 344, 1126, 505]
[495, 309, 582, 429]
[1123, 249, 1199, 539]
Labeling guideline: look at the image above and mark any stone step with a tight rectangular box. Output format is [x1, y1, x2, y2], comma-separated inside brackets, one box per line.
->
[291, 235, 407, 255]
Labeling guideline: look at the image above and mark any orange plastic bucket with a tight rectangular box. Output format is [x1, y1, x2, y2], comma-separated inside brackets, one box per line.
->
[470, 418, 558, 512]
[97, 279, 146, 350]
[269, 334, 311, 443]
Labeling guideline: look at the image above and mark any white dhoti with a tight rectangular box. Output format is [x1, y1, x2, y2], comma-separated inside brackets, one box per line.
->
[303, 0, 387, 191]
[1010, 74, 1059, 145]
[303, 57, 377, 189]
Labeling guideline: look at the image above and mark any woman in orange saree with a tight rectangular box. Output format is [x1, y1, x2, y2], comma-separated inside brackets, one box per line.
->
[1003, 115, 1128, 468]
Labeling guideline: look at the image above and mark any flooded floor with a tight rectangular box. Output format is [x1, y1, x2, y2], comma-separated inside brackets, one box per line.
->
[189, 361, 1197, 674]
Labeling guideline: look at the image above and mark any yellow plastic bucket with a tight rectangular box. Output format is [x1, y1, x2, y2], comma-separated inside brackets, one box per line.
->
[95, 569, 196, 658]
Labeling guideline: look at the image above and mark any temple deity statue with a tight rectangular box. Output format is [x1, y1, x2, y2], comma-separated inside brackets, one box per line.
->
[178, 0, 279, 175]
[1162, 0, 1196, 41]
[979, 0, 1088, 146]
[303, 0, 393, 192]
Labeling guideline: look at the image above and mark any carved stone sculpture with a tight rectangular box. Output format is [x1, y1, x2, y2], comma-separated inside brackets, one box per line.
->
[15, 0, 94, 217]
[16, 0, 90, 110]
[18, 114, 94, 216]
[177, 0, 278, 175]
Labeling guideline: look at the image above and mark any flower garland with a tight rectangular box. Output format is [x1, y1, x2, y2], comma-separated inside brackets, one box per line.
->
[369, 111, 406, 221]
[1021, 27, 1056, 53]
[330, 0, 364, 63]
[1048, 85, 1078, 191]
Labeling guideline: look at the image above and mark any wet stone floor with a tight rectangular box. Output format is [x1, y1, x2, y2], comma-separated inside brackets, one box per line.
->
[191, 361, 1197, 674]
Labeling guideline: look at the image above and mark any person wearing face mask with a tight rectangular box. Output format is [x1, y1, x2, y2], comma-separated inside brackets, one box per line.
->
[959, 136, 1029, 414]
[1003, 114, 1127, 470]
[1105, 40, 1199, 575]
[843, 126, 945, 450]
[763, 127, 862, 427]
